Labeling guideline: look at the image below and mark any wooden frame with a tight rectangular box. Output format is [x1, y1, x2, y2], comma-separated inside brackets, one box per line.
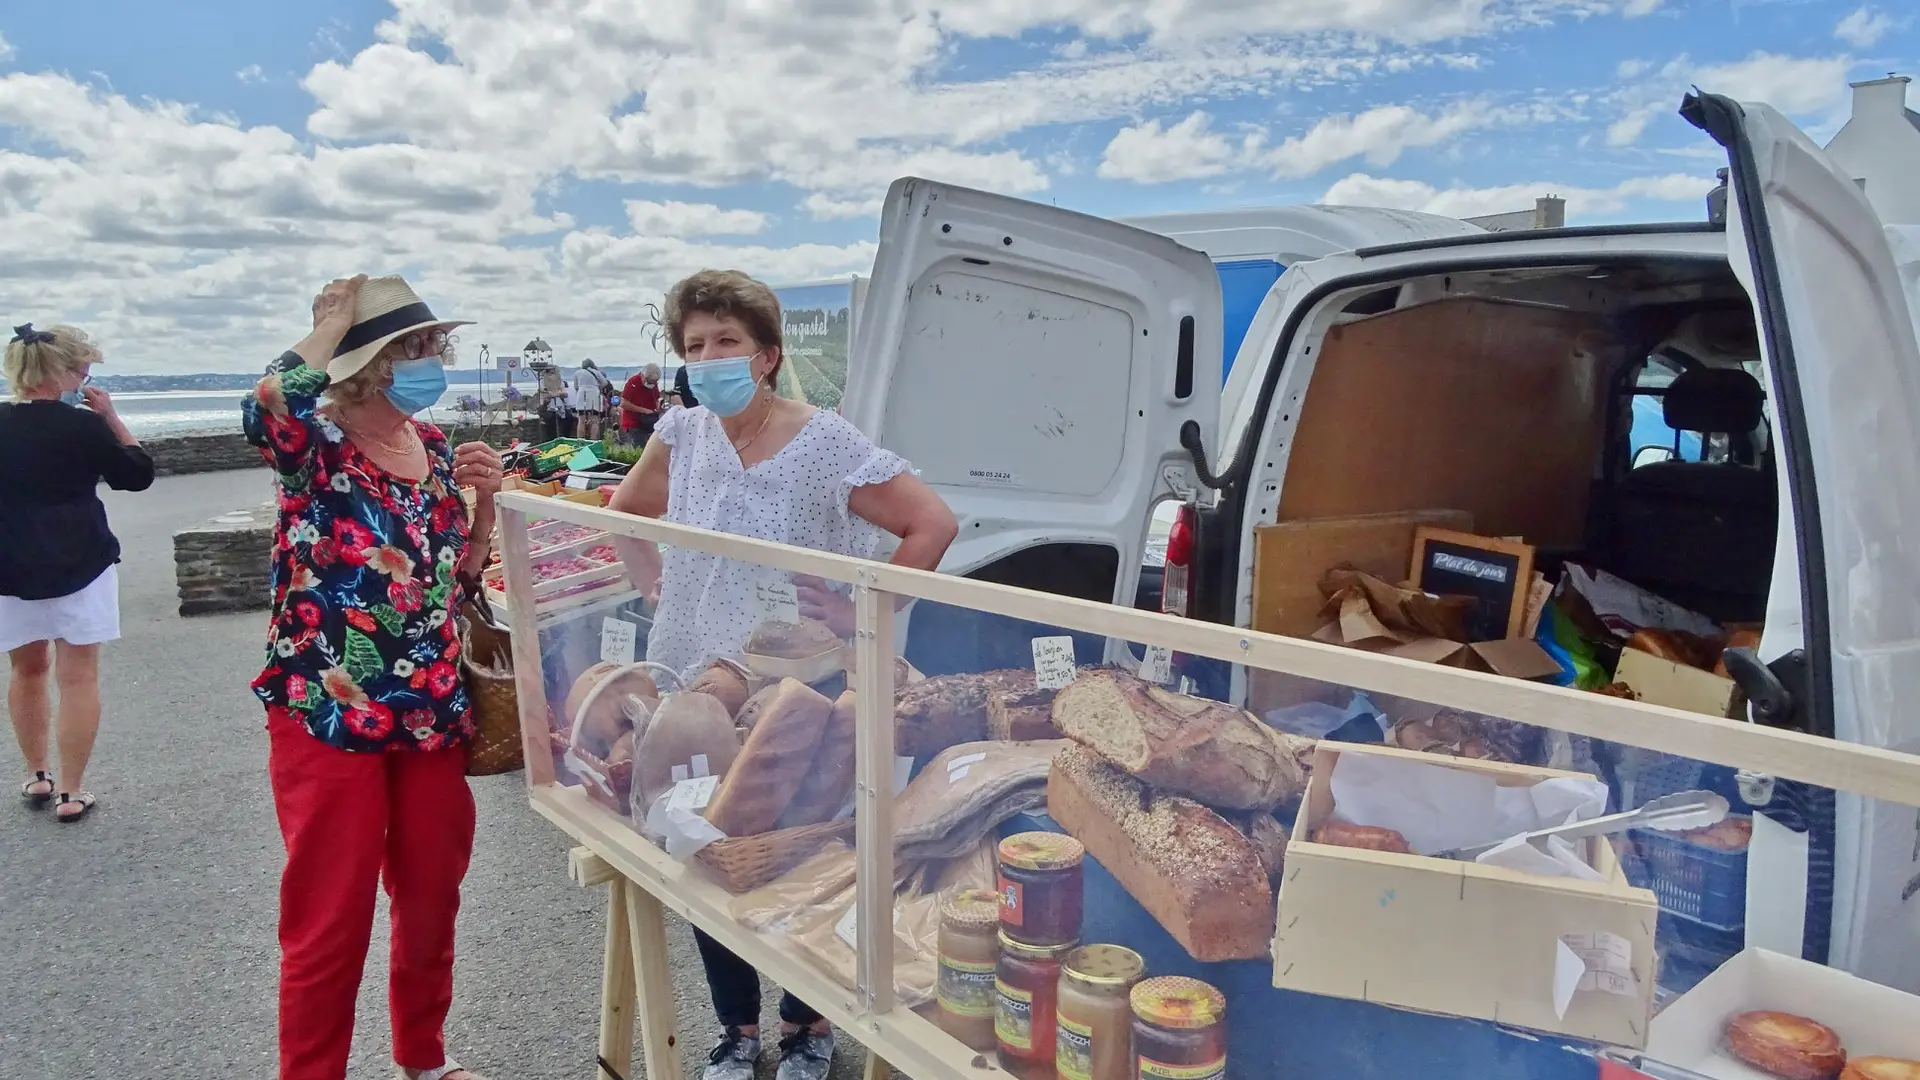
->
[1408, 526, 1537, 641]
[494, 490, 1920, 1080]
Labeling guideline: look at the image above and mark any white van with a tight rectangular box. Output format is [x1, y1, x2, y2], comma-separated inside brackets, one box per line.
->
[842, 94, 1920, 992]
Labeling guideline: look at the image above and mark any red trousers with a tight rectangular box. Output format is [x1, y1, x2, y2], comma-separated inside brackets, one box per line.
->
[268, 710, 476, 1080]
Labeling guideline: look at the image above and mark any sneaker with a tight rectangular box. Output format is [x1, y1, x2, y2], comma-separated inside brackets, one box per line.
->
[774, 1027, 835, 1080]
[702, 1028, 761, 1080]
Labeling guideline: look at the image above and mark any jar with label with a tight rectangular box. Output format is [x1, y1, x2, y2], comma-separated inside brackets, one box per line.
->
[937, 888, 1002, 1050]
[997, 832, 1085, 947]
[1131, 976, 1225, 1080]
[1055, 944, 1145, 1080]
[996, 931, 1076, 1079]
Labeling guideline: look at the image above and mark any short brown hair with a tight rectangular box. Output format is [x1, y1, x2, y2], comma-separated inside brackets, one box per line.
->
[662, 270, 784, 381]
[5, 324, 101, 399]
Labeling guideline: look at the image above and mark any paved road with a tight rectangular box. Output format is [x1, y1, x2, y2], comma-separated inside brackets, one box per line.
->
[0, 471, 876, 1080]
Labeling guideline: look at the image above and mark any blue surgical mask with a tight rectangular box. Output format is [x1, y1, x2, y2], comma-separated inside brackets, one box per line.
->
[385, 357, 449, 415]
[686, 354, 760, 417]
[58, 374, 90, 407]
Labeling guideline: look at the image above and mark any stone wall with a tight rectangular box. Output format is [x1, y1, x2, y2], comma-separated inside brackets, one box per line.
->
[173, 503, 276, 616]
[144, 417, 548, 477]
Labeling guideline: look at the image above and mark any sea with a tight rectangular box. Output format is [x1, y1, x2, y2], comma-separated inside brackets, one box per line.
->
[111, 385, 530, 438]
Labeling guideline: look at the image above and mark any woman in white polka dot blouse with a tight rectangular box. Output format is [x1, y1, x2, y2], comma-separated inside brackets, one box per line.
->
[606, 269, 957, 1080]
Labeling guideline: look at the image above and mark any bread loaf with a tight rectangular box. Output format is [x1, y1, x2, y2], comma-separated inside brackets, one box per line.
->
[1725, 1011, 1846, 1080]
[687, 657, 756, 717]
[988, 669, 1061, 742]
[735, 682, 780, 739]
[895, 675, 993, 758]
[778, 690, 858, 828]
[631, 691, 739, 812]
[1247, 813, 1290, 884]
[746, 617, 842, 659]
[564, 662, 659, 759]
[1047, 745, 1274, 962]
[1051, 669, 1311, 810]
[704, 678, 833, 836]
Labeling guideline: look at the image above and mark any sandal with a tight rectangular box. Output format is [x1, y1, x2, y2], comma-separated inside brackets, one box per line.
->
[20, 771, 54, 805]
[396, 1062, 487, 1080]
[53, 792, 95, 823]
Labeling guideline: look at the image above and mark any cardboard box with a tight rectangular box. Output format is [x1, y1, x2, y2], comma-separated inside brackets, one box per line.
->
[1273, 743, 1660, 1046]
[1615, 647, 1743, 720]
[1643, 948, 1920, 1078]
[1251, 510, 1473, 638]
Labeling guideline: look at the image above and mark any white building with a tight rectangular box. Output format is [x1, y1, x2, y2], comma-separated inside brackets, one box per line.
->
[1463, 196, 1567, 232]
[1824, 75, 1920, 226]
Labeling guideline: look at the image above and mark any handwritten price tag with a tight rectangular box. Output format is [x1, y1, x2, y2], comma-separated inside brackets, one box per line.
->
[666, 774, 718, 813]
[834, 904, 860, 949]
[600, 618, 638, 665]
[1139, 644, 1174, 685]
[1032, 636, 1077, 691]
[756, 579, 802, 624]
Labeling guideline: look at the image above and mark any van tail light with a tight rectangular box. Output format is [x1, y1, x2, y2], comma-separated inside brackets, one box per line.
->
[1162, 503, 1195, 618]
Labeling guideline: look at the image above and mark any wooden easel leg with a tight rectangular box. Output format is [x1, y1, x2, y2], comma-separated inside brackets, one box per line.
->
[862, 1053, 894, 1080]
[625, 881, 685, 1080]
[596, 879, 638, 1079]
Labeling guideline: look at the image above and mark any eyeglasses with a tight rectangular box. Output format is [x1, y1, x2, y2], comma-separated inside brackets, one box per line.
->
[400, 329, 452, 361]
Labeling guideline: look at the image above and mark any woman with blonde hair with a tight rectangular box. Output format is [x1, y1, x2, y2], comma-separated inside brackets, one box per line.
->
[1, 322, 153, 822]
[242, 275, 504, 1080]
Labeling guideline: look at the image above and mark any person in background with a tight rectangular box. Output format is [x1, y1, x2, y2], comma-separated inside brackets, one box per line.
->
[608, 269, 956, 1080]
[619, 362, 662, 446]
[670, 360, 697, 409]
[242, 274, 505, 1080]
[535, 362, 571, 440]
[1, 323, 154, 823]
[571, 360, 610, 440]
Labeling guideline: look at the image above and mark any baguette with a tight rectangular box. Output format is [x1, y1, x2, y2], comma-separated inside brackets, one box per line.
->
[1047, 745, 1274, 962]
[778, 690, 858, 828]
[1052, 669, 1310, 810]
[704, 678, 833, 836]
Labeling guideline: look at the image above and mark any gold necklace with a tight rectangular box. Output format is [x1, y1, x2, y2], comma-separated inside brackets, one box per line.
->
[731, 394, 775, 456]
[338, 414, 417, 456]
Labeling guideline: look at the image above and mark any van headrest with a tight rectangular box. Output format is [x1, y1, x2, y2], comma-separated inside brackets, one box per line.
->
[1662, 366, 1765, 433]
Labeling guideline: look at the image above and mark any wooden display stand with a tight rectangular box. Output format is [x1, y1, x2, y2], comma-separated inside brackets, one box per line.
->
[495, 492, 1920, 1080]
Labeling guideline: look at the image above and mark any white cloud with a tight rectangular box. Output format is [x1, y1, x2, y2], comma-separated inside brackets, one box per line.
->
[236, 64, 265, 84]
[623, 200, 768, 237]
[1099, 112, 1241, 183]
[1834, 7, 1896, 48]
[0, 33, 13, 64]
[1323, 171, 1712, 220]
[1693, 52, 1851, 115]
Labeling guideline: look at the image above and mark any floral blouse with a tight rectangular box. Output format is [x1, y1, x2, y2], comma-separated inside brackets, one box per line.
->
[242, 356, 473, 753]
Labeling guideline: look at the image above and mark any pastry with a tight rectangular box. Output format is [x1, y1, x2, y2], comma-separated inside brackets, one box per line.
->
[704, 678, 834, 836]
[1051, 669, 1311, 810]
[1681, 815, 1753, 852]
[1842, 1059, 1920, 1080]
[1625, 627, 1722, 671]
[1311, 821, 1414, 854]
[1725, 1011, 1847, 1080]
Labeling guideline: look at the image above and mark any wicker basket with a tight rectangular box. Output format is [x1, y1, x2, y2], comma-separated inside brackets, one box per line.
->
[551, 730, 634, 815]
[461, 599, 524, 777]
[695, 820, 858, 893]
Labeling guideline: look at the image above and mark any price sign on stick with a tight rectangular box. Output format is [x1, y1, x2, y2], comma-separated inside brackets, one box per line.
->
[1139, 644, 1174, 685]
[756, 579, 802, 624]
[600, 618, 638, 665]
[1032, 636, 1077, 690]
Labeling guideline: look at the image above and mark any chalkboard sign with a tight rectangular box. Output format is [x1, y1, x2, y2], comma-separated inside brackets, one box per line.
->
[1408, 528, 1535, 642]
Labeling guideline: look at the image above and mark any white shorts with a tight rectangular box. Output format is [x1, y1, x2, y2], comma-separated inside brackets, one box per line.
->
[0, 565, 121, 654]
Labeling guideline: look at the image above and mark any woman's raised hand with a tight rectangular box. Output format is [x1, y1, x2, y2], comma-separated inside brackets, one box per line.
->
[311, 275, 368, 332]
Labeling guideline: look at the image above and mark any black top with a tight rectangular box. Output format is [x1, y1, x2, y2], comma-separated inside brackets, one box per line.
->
[673, 364, 698, 408]
[0, 401, 155, 600]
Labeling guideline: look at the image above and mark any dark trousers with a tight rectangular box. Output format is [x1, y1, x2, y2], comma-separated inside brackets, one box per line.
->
[693, 928, 821, 1030]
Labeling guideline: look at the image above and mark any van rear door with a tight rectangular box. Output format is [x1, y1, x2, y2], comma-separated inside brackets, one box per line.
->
[1684, 92, 1920, 989]
[843, 178, 1224, 641]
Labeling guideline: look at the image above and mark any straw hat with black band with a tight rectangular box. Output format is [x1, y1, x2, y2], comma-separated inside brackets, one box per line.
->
[326, 276, 473, 385]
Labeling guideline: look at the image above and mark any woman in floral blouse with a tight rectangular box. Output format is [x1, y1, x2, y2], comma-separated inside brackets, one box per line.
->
[242, 274, 504, 1080]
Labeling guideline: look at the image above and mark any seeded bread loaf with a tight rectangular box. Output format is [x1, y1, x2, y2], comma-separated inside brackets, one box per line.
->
[985, 668, 1062, 741]
[704, 678, 833, 837]
[777, 690, 859, 828]
[894, 675, 992, 758]
[1052, 669, 1311, 811]
[1047, 744, 1275, 962]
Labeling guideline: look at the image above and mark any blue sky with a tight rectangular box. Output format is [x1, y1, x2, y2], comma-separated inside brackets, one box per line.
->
[0, 0, 1913, 372]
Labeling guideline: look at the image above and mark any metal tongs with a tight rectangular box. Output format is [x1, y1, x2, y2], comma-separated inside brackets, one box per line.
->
[1438, 790, 1729, 860]
[1596, 1048, 1718, 1080]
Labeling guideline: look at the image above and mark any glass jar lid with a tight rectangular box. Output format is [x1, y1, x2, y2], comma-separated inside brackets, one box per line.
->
[998, 930, 1078, 960]
[1062, 944, 1145, 989]
[940, 888, 1001, 932]
[998, 831, 1086, 871]
[1131, 976, 1226, 1029]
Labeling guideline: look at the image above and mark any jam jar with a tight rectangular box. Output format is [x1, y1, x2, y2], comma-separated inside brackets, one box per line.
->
[1130, 976, 1226, 1080]
[996, 931, 1076, 1079]
[997, 832, 1085, 947]
[1055, 944, 1145, 1080]
[936, 888, 1003, 1051]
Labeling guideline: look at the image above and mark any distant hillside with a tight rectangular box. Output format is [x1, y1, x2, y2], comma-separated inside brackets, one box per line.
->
[4, 365, 644, 395]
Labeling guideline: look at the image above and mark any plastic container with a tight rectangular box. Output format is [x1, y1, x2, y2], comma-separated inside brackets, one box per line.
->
[1056, 944, 1145, 1080]
[937, 889, 1003, 1051]
[998, 832, 1086, 947]
[996, 932, 1075, 1079]
[1628, 818, 1750, 930]
[1130, 976, 1226, 1080]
